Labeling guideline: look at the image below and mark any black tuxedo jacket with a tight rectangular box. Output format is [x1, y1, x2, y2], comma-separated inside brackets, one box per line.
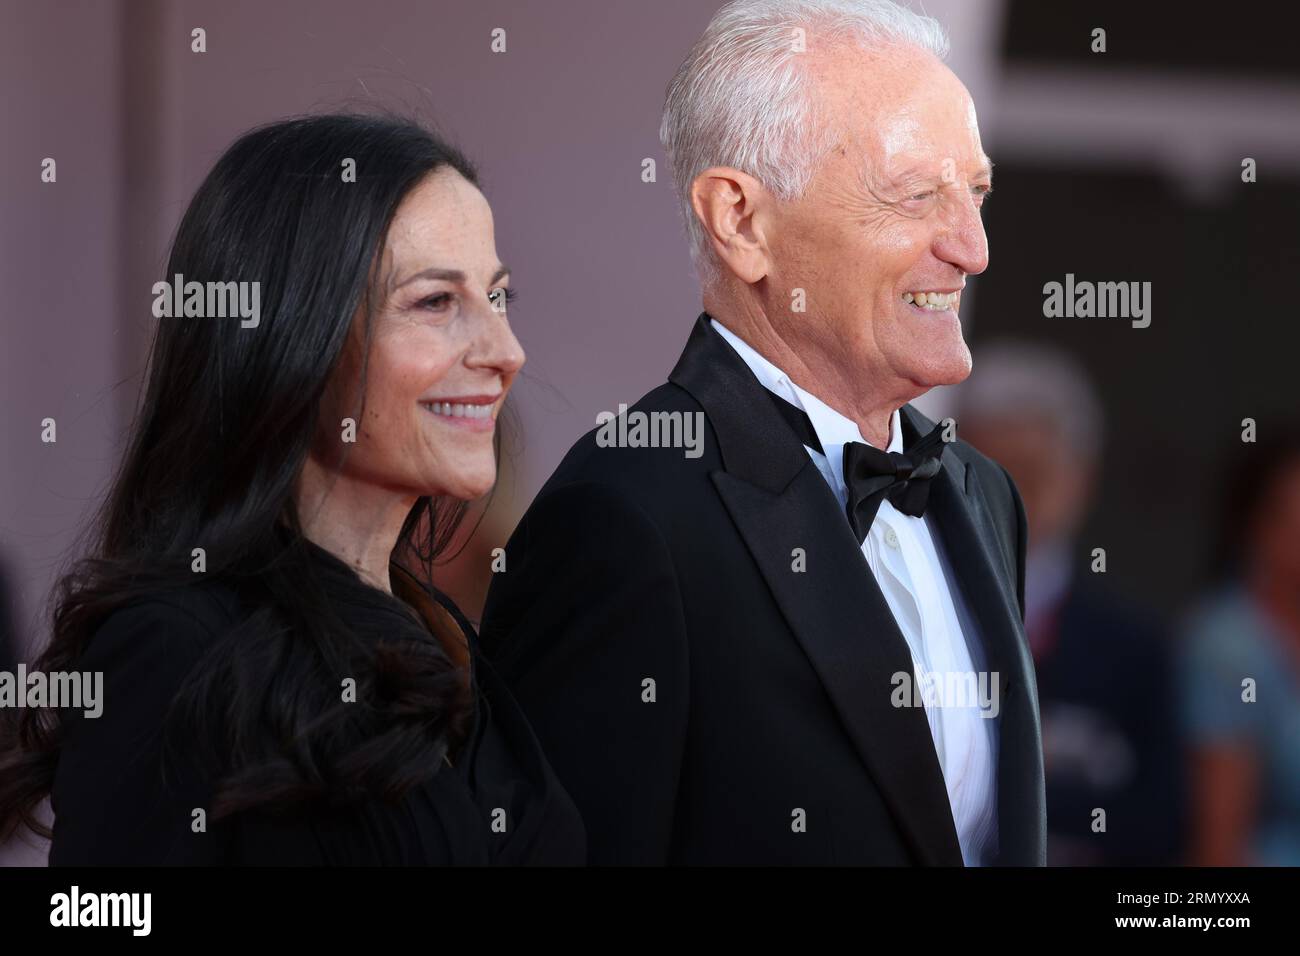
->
[481, 314, 1046, 865]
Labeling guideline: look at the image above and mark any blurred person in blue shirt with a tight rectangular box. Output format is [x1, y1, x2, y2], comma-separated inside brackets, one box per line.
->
[1181, 428, 1300, 866]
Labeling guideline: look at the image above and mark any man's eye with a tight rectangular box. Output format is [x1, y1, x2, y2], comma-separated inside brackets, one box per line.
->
[909, 191, 935, 202]
[488, 287, 517, 311]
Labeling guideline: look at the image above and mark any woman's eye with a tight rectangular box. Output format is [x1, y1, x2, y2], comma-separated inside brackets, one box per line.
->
[909, 190, 935, 202]
[418, 292, 454, 311]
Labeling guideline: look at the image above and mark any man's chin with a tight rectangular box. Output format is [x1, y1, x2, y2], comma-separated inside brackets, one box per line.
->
[908, 346, 973, 391]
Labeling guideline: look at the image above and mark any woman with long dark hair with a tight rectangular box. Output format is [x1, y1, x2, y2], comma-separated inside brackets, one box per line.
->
[0, 113, 584, 864]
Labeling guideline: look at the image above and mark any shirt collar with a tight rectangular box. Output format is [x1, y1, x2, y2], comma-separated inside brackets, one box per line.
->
[710, 317, 903, 454]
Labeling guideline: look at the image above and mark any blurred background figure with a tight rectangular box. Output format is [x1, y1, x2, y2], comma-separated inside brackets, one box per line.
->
[1180, 429, 1300, 866]
[955, 341, 1186, 865]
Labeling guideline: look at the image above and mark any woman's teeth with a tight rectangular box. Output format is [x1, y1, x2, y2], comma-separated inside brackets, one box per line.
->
[903, 291, 957, 310]
[423, 401, 494, 419]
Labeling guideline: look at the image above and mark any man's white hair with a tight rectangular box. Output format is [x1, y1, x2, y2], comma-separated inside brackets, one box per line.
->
[659, 0, 949, 287]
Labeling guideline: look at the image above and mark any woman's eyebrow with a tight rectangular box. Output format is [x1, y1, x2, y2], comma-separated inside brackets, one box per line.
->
[394, 264, 511, 289]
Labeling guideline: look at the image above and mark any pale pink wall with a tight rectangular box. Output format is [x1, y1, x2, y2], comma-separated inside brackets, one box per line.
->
[0, 0, 126, 659]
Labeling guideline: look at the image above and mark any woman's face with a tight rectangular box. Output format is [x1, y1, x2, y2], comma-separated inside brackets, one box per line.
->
[321, 167, 525, 502]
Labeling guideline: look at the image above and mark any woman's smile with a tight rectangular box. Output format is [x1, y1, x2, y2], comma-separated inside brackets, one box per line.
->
[419, 393, 502, 433]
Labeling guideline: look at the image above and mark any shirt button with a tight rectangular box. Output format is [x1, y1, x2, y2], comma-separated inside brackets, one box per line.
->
[883, 526, 900, 549]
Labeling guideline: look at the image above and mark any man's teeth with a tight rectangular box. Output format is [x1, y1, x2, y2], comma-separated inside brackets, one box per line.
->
[903, 291, 957, 310]
[423, 401, 493, 419]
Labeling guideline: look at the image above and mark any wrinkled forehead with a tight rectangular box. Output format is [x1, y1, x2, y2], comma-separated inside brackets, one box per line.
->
[810, 44, 985, 175]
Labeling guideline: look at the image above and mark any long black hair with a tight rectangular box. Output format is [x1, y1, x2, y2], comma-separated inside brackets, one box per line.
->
[0, 113, 486, 839]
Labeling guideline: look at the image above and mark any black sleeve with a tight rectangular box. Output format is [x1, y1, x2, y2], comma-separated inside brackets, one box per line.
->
[481, 480, 690, 865]
[49, 599, 227, 865]
[1002, 463, 1029, 622]
[971, 457, 1029, 622]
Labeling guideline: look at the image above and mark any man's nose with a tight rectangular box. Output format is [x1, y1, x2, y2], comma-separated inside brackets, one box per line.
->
[934, 195, 989, 277]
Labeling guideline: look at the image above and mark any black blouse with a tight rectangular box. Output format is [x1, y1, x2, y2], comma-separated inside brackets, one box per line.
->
[48, 542, 585, 865]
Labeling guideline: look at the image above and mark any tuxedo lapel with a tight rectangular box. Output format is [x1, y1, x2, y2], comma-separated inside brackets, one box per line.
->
[900, 405, 1046, 866]
[670, 314, 964, 865]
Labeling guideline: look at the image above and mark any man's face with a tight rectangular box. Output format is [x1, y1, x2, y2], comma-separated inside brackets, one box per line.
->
[764, 44, 991, 397]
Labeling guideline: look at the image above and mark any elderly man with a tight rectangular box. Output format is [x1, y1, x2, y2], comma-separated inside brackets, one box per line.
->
[481, 0, 1045, 865]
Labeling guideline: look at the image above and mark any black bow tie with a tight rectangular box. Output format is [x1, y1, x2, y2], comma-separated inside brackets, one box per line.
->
[765, 389, 949, 544]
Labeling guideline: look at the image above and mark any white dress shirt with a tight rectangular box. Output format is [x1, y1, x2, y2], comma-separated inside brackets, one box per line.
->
[712, 318, 999, 866]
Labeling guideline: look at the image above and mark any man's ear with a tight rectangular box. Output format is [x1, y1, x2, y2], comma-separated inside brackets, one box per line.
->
[689, 167, 772, 284]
